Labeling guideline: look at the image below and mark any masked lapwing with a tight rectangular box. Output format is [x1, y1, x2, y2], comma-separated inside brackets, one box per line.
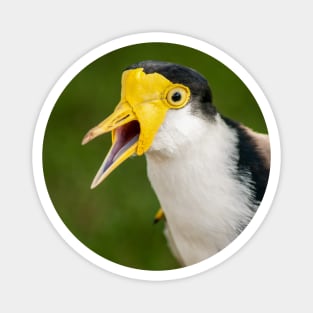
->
[82, 61, 270, 266]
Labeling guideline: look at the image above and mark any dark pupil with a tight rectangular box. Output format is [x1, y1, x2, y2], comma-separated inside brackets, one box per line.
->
[171, 92, 182, 102]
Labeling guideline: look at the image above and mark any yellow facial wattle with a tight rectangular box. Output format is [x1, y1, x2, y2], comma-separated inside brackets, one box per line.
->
[82, 67, 191, 188]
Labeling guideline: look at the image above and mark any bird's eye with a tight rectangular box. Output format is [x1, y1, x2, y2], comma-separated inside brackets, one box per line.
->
[166, 86, 190, 108]
[171, 91, 182, 102]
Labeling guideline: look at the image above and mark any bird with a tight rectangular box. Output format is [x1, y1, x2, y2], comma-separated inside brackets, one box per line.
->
[82, 60, 270, 266]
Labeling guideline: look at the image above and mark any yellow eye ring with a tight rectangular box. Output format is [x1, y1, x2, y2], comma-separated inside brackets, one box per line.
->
[166, 85, 190, 108]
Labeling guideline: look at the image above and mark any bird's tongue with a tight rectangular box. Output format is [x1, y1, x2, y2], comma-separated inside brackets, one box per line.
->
[101, 121, 140, 174]
[90, 120, 140, 188]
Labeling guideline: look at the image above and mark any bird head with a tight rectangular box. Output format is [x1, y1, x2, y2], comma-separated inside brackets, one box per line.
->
[82, 61, 216, 188]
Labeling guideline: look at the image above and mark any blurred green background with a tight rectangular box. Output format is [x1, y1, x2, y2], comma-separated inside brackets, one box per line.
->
[43, 43, 267, 270]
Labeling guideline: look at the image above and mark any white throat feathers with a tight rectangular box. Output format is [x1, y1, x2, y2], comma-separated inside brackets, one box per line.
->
[146, 107, 258, 266]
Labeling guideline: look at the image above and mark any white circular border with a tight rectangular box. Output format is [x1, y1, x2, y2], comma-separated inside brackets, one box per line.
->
[32, 32, 281, 281]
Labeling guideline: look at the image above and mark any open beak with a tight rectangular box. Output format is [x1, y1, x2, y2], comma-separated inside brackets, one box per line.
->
[82, 101, 140, 189]
[81, 67, 189, 189]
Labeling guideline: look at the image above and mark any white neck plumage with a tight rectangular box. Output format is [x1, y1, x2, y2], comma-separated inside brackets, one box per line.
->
[145, 112, 255, 266]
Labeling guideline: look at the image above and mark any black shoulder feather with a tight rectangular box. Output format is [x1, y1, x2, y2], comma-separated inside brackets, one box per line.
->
[222, 116, 270, 209]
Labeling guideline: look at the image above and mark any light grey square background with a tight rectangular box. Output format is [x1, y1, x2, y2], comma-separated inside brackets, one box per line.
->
[1, 1, 312, 312]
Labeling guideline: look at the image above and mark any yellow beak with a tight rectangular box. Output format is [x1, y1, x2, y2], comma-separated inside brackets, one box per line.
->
[82, 101, 140, 188]
[82, 68, 190, 189]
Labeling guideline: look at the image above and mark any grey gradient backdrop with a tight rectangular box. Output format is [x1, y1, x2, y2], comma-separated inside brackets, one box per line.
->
[1, 1, 312, 312]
